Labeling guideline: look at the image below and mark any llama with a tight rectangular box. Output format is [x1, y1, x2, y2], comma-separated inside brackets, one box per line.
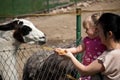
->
[0, 18, 46, 80]
[23, 52, 78, 80]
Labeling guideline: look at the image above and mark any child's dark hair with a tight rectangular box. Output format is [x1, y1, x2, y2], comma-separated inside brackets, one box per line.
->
[97, 13, 120, 42]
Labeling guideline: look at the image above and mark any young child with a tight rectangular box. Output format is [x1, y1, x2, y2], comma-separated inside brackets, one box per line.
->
[55, 13, 120, 80]
[55, 13, 106, 80]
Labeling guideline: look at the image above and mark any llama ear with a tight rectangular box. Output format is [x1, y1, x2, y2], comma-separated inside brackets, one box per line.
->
[14, 21, 23, 29]
[19, 21, 23, 25]
[12, 20, 18, 24]
[16, 21, 24, 29]
[13, 18, 19, 21]
[12, 18, 19, 24]
[11, 20, 19, 29]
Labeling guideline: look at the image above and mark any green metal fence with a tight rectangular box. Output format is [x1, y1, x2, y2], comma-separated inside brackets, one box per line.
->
[0, 0, 81, 17]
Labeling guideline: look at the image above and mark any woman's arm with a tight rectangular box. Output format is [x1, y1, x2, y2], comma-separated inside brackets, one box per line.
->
[65, 51, 105, 76]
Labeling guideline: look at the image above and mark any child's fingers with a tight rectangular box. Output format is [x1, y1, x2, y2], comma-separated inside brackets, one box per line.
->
[54, 48, 61, 53]
[54, 48, 73, 58]
[54, 48, 61, 52]
[55, 48, 67, 55]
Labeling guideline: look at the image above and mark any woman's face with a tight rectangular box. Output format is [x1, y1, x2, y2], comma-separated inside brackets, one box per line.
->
[97, 24, 106, 45]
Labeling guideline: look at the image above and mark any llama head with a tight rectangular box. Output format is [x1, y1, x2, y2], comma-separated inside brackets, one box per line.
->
[0, 18, 46, 45]
[13, 19, 46, 45]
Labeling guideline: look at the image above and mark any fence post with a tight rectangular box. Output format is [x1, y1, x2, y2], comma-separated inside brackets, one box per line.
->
[47, 0, 49, 12]
[76, 7, 82, 79]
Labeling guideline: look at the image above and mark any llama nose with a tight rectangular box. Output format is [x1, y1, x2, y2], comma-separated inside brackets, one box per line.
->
[39, 36, 46, 44]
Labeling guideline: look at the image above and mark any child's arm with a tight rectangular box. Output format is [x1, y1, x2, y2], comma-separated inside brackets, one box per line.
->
[54, 42, 85, 54]
[66, 43, 85, 54]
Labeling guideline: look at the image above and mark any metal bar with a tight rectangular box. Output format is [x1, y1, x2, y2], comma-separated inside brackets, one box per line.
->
[76, 7, 82, 79]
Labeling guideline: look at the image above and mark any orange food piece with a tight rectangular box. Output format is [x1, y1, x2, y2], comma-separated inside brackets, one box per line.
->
[56, 49, 67, 55]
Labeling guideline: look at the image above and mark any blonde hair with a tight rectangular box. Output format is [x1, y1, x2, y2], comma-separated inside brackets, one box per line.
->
[83, 13, 101, 28]
[91, 13, 101, 24]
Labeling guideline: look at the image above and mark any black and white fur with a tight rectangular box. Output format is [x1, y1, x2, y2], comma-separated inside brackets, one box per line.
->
[23, 52, 78, 80]
[0, 18, 46, 80]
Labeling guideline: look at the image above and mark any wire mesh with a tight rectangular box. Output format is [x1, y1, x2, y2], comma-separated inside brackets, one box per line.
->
[0, 40, 78, 80]
[0, 44, 45, 80]
[22, 42, 78, 80]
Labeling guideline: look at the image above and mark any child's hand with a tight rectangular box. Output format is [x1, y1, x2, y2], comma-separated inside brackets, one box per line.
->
[54, 48, 66, 55]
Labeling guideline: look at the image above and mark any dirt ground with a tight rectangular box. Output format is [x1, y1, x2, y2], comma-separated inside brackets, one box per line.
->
[21, 0, 120, 46]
